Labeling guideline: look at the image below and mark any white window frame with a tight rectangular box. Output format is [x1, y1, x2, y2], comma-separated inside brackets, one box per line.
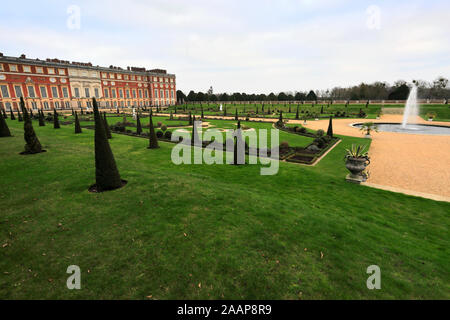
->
[40, 86, 48, 98]
[51, 86, 59, 98]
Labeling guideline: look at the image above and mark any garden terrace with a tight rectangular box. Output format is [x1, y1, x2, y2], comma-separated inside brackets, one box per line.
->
[0, 115, 449, 299]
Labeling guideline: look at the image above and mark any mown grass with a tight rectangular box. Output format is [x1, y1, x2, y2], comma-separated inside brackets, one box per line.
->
[0, 118, 448, 299]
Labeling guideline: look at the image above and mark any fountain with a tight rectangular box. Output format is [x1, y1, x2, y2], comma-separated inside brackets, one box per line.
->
[351, 83, 450, 135]
[401, 84, 419, 128]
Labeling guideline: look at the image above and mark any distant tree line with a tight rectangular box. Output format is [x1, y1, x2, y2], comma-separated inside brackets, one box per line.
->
[177, 77, 449, 103]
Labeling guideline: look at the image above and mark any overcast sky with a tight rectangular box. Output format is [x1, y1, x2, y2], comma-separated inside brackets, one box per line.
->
[0, 0, 449, 94]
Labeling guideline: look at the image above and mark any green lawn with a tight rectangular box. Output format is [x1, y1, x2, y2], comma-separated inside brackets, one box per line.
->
[0, 118, 449, 299]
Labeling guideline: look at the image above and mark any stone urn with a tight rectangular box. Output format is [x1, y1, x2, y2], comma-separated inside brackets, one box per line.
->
[345, 157, 370, 183]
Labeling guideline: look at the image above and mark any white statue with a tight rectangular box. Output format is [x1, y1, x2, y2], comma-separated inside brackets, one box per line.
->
[132, 108, 137, 120]
[219, 104, 223, 111]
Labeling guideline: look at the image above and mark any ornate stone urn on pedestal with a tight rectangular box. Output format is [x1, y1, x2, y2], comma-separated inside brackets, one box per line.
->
[345, 144, 370, 184]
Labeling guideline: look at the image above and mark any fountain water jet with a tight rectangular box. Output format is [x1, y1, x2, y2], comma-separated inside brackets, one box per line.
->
[401, 84, 419, 128]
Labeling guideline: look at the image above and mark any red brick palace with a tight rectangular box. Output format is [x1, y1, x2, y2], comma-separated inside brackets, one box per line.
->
[0, 53, 176, 112]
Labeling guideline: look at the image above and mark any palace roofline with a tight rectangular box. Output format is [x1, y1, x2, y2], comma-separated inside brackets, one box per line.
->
[0, 53, 175, 78]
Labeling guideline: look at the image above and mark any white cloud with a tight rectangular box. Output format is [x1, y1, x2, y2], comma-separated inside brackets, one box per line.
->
[0, 0, 448, 93]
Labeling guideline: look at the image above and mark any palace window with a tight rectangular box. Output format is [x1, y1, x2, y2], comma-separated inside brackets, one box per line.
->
[31, 102, 38, 110]
[74, 87, 80, 98]
[139, 89, 142, 98]
[171, 90, 174, 98]
[109, 73, 114, 79]
[14, 85, 23, 98]
[27, 86, 36, 98]
[104, 88, 109, 98]
[65, 101, 70, 109]
[5, 102, 12, 111]
[85, 88, 90, 98]
[55, 101, 60, 109]
[62, 87, 69, 98]
[102, 73, 107, 78]
[59, 69, 65, 75]
[137, 76, 141, 81]
[94, 88, 100, 98]
[160, 89, 164, 98]
[126, 90, 130, 98]
[144, 90, 148, 98]
[132, 89, 136, 98]
[124, 75, 129, 80]
[40, 87, 48, 98]
[131, 75, 135, 80]
[106, 101, 110, 108]
[0, 64, 3, 71]
[1, 85, 10, 98]
[43, 101, 49, 110]
[119, 89, 123, 98]
[9, 64, 18, 72]
[117, 74, 122, 80]
[23, 66, 31, 73]
[111, 89, 116, 98]
[51, 87, 58, 98]
[36, 67, 43, 73]
[154, 89, 158, 98]
[47, 68, 55, 74]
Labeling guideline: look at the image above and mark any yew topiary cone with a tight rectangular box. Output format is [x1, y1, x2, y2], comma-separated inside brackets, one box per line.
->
[20, 97, 42, 154]
[92, 98, 123, 192]
[148, 110, 159, 149]
[136, 113, 142, 135]
[327, 116, 333, 137]
[0, 109, 12, 137]
[38, 110, 45, 126]
[74, 111, 82, 134]
[53, 109, 60, 129]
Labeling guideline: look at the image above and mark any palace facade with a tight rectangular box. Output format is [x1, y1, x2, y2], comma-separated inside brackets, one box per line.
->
[0, 53, 176, 112]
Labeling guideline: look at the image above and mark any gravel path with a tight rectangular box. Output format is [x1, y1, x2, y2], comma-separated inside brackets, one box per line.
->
[295, 115, 450, 200]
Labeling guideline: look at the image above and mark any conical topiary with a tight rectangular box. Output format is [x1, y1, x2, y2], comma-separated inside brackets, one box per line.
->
[296, 105, 299, 119]
[38, 109, 45, 126]
[91, 98, 123, 192]
[17, 109, 23, 122]
[232, 121, 244, 165]
[103, 112, 111, 139]
[0, 108, 12, 137]
[189, 112, 192, 125]
[191, 115, 199, 146]
[53, 109, 60, 129]
[327, 116, 333, 137]
[20, 97, 43, 154]
[136, 113, 142, 135]
[148, 110, 159, 149]
[235, 108, 238, 121]
[74, 111, 82, 134]
[201, 106, 204, 119]
[10, 109, 16, 120]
